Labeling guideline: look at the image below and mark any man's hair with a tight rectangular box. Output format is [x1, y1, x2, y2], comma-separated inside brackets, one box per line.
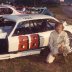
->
[55, 22, 64, 30]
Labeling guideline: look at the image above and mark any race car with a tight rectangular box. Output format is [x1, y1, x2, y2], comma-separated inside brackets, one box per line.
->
[0, 4, 21, 17]
[0, 14, 72, 60]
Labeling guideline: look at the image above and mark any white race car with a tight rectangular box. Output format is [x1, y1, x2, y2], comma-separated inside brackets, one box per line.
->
[0, 14, 72, 60]
[0, 4, 21, 17]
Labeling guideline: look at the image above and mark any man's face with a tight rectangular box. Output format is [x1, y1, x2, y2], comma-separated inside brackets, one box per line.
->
[55, 25, 63, 34]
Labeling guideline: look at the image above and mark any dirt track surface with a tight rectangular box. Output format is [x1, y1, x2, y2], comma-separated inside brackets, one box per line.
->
[0, 6, 72, 72]
[0, 54, 72, 72]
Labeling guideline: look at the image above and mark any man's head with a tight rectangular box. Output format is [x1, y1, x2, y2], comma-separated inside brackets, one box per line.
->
[55, 22, 64, 34]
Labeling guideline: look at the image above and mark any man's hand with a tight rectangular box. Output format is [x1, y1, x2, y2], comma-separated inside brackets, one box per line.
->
[58, 45, 64, 53]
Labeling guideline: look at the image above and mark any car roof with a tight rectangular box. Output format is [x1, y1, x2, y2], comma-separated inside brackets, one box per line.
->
[0, 4, 20, 15]
[28, 7, 47, 9]
[3, 14, 59, 22]
[31, 7, 47, 9]
[0, 4, 15, 9]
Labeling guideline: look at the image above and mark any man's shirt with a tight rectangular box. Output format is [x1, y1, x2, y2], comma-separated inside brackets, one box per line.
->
[49, 30, 70, 54]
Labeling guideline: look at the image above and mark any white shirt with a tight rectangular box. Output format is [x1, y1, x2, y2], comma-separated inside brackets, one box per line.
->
[49, 30, 70, 54]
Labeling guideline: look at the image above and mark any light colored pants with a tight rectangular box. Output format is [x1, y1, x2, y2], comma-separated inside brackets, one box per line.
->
[46, 53, 55, 63]
[46, 46, 72, 63]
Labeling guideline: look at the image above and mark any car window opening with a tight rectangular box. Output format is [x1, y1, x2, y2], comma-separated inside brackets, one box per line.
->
[13, 19, 56, 36]
[0, 19, 15, 37]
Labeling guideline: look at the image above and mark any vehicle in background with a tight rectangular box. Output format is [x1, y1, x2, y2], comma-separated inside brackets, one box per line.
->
[0, 4, 21, 17]
[23, 7, 54, 17]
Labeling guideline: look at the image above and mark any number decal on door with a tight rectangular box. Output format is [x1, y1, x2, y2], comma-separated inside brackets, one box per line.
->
[30, 34, 39, 49]
[18, 35, 29, 51]
[18, 34, 39, 51]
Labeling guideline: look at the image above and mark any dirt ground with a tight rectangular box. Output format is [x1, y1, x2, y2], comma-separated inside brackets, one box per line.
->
[0, 6, 72, 72]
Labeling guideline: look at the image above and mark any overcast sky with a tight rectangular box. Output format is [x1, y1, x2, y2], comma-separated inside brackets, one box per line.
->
[60, 0, 64, 2]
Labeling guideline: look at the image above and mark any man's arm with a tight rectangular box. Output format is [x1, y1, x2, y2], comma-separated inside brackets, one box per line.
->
[58, 32, 70, 53]
[49, 33, 54, 51]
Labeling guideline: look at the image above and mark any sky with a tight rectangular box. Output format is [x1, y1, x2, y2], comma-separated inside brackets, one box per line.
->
[60, 0, 64, 2]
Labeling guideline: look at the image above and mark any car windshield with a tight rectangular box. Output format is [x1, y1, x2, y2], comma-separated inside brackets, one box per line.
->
[13, 19, 57, 36]
[0, 18, 15, 37]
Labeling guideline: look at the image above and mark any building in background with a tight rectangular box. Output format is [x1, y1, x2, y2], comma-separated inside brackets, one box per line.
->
[0, 0, 62, 6]
[61, 0, 72, 5]
[42, 0, 60, 4]
[64, 0, 72, 4]
[60, 0, 64, 2]
[13, 0, 60, 6]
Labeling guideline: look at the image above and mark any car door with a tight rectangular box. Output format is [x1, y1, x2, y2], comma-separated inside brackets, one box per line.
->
[30, 19, 55, 47]
[8, 21, 40, 53]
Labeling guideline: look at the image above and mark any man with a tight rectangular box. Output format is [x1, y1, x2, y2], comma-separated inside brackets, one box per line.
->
[46, 22, 72, 63]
